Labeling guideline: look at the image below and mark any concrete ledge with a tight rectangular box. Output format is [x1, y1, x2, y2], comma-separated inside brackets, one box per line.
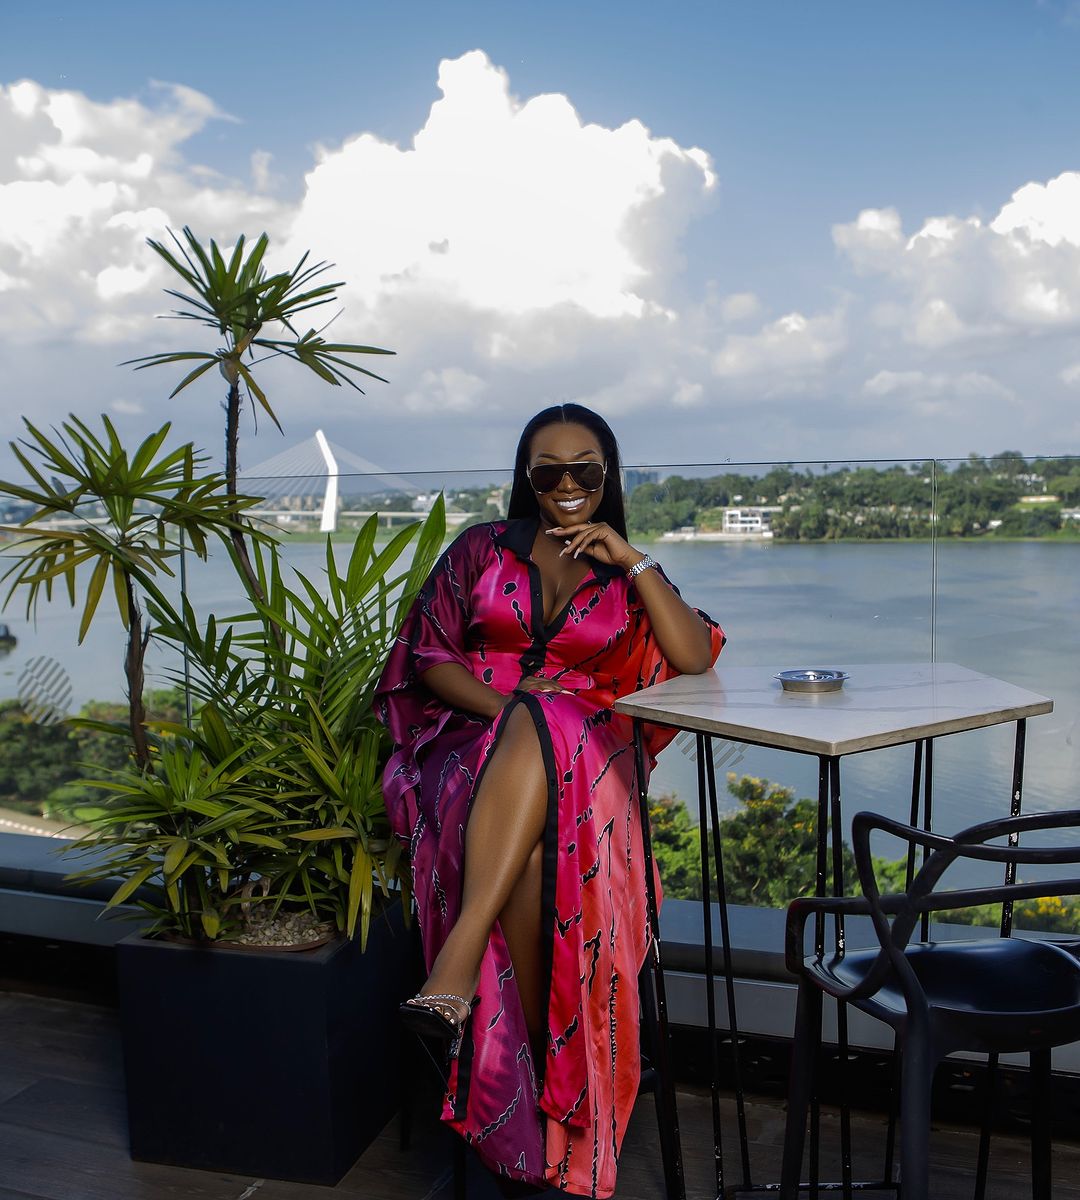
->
[0, 832, 157, 944]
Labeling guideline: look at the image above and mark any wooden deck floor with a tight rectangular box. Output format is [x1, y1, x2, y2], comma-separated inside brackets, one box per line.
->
[2, 989, 1080, 1200]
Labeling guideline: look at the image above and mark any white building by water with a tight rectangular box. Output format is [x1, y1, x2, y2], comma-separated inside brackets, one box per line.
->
[722, 506, 781, 536]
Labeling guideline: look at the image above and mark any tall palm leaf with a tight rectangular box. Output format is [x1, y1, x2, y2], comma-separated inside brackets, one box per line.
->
[123, 226, 395, 609]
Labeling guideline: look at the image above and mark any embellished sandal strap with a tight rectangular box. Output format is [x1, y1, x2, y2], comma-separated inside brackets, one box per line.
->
[404, 993, 471, 1027]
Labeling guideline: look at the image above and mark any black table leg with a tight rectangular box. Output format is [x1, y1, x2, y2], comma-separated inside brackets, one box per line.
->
[697, 735, 727, 1199]
[1001, 718, 1028, 938]
[920, 739, 935, 942]
[704, 734, 752, 1193]
[828, 757, 853, 1200]
[633, 720, 686, 1200]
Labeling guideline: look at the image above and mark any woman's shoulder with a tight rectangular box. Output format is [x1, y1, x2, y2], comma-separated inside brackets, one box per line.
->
[442, 519, 507, 560]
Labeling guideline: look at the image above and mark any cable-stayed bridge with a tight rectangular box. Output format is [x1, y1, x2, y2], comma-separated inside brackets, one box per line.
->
[238, 431, 481, 532]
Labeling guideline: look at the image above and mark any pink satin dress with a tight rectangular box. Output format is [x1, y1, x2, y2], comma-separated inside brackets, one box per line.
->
[375, 517, 725, 1197]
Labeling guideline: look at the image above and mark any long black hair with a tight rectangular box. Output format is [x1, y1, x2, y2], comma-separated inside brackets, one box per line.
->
[506, 403, 628, 539]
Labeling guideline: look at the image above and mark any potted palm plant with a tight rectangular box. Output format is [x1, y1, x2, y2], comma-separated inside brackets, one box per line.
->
[0, 230, 446, 1183]
[77, 508, 444, 1185]
[0, 410, 445, 1182]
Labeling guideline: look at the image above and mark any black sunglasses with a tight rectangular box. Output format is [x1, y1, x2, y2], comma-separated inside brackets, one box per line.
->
[527, 460, 607, 494]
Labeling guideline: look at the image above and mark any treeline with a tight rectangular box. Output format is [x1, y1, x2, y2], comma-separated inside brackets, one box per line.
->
[624, 453, 1080, 540]
[649, 775, 1080, 934]
[0, 692, 186, 824]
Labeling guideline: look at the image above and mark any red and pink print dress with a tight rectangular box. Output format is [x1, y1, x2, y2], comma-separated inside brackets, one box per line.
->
[374, 517, 725, 1198]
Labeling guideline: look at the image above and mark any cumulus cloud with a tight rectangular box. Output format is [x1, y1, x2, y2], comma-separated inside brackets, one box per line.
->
[991, 173, 1080, 247]
[0, 53, 740, 470]
[0, 77, 284, 345]
[833, 172, 1080, 348]
[712, 308, 847, 382]
[282, 50, 715, 320]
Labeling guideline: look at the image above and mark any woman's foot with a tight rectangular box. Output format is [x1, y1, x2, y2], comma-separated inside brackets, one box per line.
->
[400, 990, 474, 1058]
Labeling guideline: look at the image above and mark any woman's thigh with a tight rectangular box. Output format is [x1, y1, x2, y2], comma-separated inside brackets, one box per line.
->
[480, 699, 546, 787]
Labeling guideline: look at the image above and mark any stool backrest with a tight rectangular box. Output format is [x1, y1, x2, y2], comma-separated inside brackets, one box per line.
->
[845, 809, 1080, 1009]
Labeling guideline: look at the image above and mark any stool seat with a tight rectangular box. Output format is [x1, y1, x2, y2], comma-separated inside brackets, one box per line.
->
[811, 938, 1080, 1042]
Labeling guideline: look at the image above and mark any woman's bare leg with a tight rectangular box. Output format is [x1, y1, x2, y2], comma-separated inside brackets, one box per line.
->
[419, 703, 547, 1024]
[498, 840, 544, 1034]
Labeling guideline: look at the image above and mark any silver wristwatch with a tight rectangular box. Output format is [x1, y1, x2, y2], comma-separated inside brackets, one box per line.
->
[627, 554, 658, 580]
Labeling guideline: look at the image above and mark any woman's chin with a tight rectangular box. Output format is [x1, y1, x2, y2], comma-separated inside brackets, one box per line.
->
[545, 504, 592, 526]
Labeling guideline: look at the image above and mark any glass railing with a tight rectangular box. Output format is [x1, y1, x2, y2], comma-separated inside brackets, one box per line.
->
[1, 454, 1078, 932]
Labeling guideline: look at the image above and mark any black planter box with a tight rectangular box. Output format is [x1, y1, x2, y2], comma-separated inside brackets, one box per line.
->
[116, 898, 417, 1184]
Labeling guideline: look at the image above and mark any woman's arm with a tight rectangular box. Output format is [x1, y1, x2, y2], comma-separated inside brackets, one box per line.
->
[624, 556, 714, 675]
[420, 662, 508, 719]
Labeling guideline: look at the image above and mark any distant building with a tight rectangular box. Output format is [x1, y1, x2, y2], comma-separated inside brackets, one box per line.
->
[623, 468, 659, 496]
[722, 506, 781, 535]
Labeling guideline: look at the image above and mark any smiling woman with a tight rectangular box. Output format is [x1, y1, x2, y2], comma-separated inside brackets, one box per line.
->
[375, 402, 724, 1198]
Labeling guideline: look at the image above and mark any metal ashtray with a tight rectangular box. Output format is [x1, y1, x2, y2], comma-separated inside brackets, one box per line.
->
[775, 668, 849, 693]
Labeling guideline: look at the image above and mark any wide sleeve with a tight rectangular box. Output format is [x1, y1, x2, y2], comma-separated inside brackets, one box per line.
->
[374, 523, 487, 742]
[374, 524, 491, 841]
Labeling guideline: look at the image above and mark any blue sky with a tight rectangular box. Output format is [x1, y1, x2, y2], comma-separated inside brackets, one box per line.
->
[2, 0, 1080, 472]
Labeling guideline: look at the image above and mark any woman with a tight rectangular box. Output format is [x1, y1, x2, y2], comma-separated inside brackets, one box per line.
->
[374, 404, 725, 1197]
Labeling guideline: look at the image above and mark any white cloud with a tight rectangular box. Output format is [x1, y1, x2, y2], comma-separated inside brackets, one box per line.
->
[712, 308, 846, 380]
[859, 369, 1012, 422]
[109, 397, 145, 415]
[718, 291, 761, 321]
[281, 50, 716, 320]
[0, 77, 285, 344]
[250, 150, 278, 192]
[1061, 363, 1080, 387]
[401, 366, 487, 413]
[990, 172, 1080, 248]
[833, 172, 1080, 349]
[863, 369, 1012, 400]
[832, 206, 903, 274]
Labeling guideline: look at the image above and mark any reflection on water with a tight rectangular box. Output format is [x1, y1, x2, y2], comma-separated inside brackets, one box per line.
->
[1, 539, 1077, 840]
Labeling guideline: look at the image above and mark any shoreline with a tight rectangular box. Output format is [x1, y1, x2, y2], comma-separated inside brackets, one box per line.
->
[631, 531, 1080, 546]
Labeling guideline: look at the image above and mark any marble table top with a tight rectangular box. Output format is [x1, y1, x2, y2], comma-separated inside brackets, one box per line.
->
[612, 662, 1054, 757]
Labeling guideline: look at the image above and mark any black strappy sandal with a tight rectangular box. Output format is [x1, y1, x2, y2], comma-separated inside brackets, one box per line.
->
[399, 992, 473, 1059]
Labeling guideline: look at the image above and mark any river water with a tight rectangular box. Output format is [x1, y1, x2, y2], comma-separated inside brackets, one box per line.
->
[2, 537, 1077, 852]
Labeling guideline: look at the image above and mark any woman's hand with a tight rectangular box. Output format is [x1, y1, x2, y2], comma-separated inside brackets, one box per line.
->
[513, 675, 572, 697]
[543, 521, 644, 572]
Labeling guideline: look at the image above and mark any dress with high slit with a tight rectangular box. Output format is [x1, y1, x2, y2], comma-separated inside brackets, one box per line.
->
[374, 517, 725, 1198]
